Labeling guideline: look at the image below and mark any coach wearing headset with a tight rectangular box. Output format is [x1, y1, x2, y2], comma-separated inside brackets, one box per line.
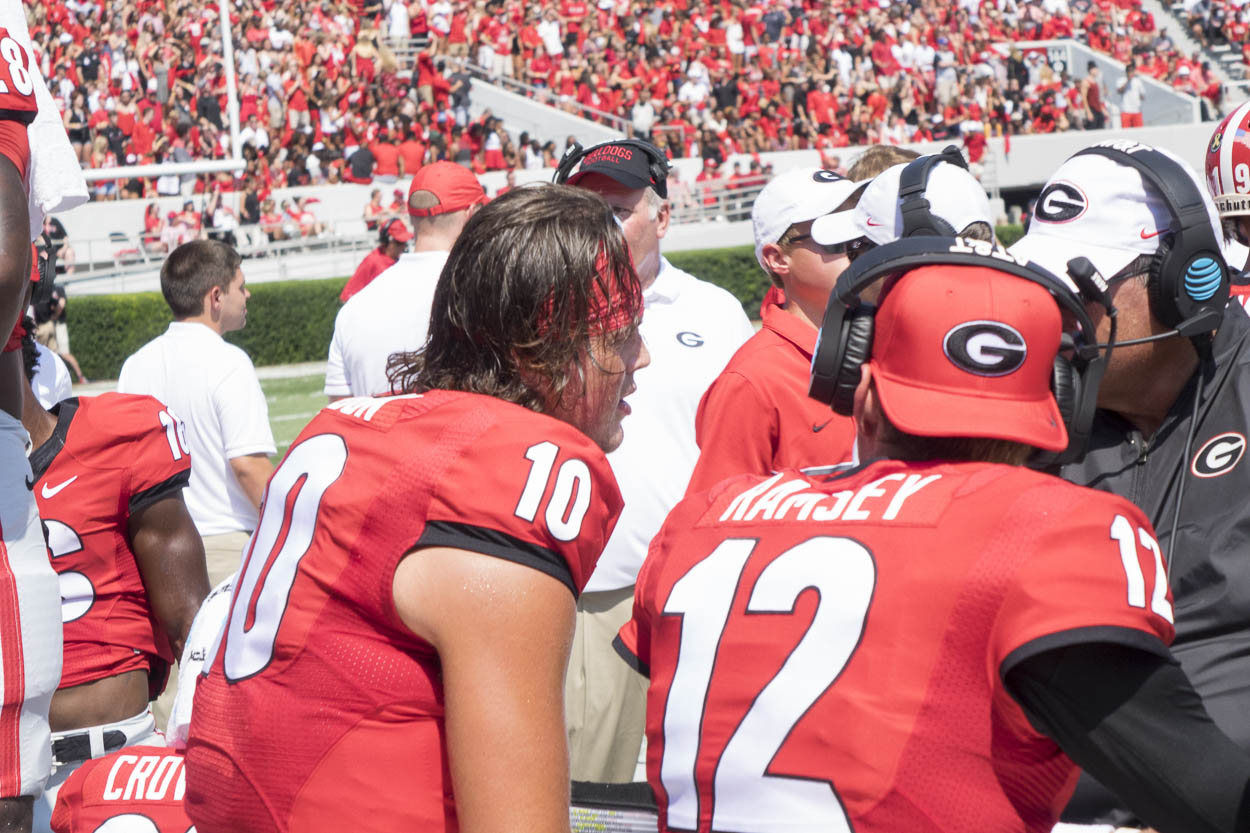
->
[1011, 141, 1250, 827]
[558, 138, 754, 782]
[339, 217, 413, 303]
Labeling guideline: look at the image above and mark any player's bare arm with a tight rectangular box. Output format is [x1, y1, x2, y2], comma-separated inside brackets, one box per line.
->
[0, 155, 30, 420]
[228, 452, 275, 510]
[128, 494, 210, 659]
[393, 545, 576, 833]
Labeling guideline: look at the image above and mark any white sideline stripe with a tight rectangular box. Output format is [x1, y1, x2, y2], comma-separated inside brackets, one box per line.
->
[271, 411, 320, 423]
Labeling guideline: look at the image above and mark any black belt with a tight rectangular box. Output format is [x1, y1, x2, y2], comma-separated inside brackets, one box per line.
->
[52, 729, 127, 765]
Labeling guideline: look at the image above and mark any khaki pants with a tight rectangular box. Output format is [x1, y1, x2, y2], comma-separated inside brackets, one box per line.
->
[151, 530, 252, 730]
[34, 320, 56, 352]
[565, 585, 648, 783]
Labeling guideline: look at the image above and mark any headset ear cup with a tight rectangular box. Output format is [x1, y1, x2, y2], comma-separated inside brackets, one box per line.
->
[1051, 355, 1080, 439]
[1146, 237, 1180, 329]
[831, 311, 874, 417]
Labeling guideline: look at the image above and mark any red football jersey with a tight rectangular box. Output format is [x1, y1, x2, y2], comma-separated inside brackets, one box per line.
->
[0, 27, 36, 178]
[50, 746, 192, 833]
[30, 395, 192, 693]
[185, 391, 623, 833]
[619, 460, 1176, 833]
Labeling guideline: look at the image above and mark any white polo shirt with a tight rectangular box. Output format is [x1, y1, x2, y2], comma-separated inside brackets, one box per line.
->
[324, 250, 450, 398]
[117, 322, 276, 536]
[584, 256, 754, 593]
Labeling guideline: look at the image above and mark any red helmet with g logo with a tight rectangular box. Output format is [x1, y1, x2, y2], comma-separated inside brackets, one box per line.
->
[1205, 100, 1250, 219]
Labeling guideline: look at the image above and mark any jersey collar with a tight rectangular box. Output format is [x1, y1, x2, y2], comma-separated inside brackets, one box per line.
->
[29, 398, 80, 482]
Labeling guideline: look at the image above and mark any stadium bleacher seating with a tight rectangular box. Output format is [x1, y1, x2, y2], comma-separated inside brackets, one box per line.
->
[25, 0, 1243, 210]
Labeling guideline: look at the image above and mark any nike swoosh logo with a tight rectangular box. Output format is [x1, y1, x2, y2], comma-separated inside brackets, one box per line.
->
[41, 476, 78, 499]
[812, 419, 834, 433]
[866, 218, 883, 227]
[1140, 228, 1162, 239]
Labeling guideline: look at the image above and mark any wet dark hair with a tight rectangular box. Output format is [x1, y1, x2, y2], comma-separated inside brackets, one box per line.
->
[387, 185, 642, 412]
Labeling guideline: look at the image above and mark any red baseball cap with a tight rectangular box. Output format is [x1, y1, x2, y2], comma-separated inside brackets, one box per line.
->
[407, 162, 487, 217]
[868, 264, 1067, 452]
[386, 220, 413, 242]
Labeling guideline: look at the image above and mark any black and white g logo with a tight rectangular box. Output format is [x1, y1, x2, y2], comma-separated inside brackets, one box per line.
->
[676, 331, 704, 348]
[1034, 182, 1088, 223]
[1191, 432, 1246, 478]
[943, 321, 1027, 376]
[812, 170, 843, 183]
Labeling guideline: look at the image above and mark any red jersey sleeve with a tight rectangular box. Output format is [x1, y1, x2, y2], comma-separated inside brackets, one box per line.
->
[418, 412, 624, 596]
[992, 485, 1175, 677]
[0, 28, 36, 179]
[84, 394, 193, 514]
[0, 30, 36, 124]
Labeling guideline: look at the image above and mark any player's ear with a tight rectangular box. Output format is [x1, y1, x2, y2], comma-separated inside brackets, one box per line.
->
[853, 364, 878, 449]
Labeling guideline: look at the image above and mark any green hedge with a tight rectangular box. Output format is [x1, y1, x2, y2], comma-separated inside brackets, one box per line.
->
[69, 228, 1023, 379]
[667, 246, 765, 317]
[70, 277, 348, 381]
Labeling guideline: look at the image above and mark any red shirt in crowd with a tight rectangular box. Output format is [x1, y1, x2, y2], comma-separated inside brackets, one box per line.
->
[340, 246, 397, 301]
[371, 140, 401, 177]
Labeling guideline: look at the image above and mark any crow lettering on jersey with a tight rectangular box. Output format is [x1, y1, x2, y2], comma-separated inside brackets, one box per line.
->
[186, 391, 623, 833]
[50, 747, 193, 833]
[620, 460, 1175, 833]
[30, 395, 191, 693]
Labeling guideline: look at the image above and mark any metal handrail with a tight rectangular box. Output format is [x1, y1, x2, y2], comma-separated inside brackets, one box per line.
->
[461, 61, 633, 134]
[672, 180, 766, 225]
[55, 222, 376, 286]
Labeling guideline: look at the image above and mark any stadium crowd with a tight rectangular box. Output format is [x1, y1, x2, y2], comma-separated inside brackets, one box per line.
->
[21, 0, 1238, 208]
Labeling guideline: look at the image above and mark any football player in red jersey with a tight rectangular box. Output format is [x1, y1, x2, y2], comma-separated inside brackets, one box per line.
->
[0, 25, 65, 833]
[1204, 100, 1250, 282]
[618, 240, 1250, 833]
[17, 326, 209, 831]
[50, 575, 234, 833]
[185, 184, 649, 833]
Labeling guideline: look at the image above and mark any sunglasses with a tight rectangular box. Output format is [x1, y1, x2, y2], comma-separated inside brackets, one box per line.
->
[788, 233, 862, 256]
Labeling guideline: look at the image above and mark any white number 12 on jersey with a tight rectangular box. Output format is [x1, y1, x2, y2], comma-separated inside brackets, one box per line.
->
[660, 537, 875, 832]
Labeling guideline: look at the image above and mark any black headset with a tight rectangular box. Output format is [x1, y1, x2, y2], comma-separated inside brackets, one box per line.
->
[379, 217, 405, 246]
[1072, 144, 1229, 336]
[896, 145, 972, 237]
[553, 138, 671, 199]
[809, 236, 1107, 464]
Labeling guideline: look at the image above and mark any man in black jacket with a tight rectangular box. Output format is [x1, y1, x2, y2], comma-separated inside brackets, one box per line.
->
[1012, 139, 1250, 827]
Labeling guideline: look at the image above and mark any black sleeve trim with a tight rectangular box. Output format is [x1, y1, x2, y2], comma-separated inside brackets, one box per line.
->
[1000, 625, 1170, 680]
[0, 108, 35, 125]
[613, 633, 649, 679]
[128, 469, 191, 515]
[417, 520, 577, 598]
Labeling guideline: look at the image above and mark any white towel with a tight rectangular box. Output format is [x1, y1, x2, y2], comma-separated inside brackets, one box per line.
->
[0, 0, 88, 242]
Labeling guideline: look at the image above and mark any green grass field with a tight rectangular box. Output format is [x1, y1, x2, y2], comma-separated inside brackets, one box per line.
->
[262, 374, 326, 461]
